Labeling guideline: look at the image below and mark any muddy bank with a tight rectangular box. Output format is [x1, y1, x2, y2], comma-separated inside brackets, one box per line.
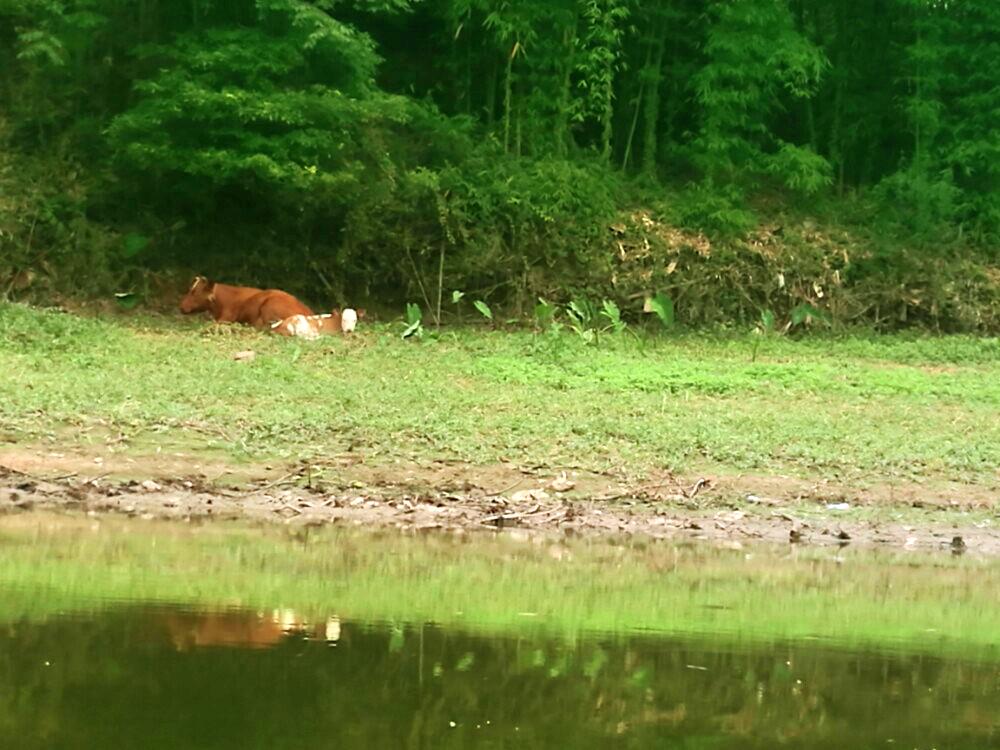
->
[1, 459, 997, 556]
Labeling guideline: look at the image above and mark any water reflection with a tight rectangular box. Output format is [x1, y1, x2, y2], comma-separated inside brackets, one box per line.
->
[161, 608, 341, 650]
[0, 606, 997, 749]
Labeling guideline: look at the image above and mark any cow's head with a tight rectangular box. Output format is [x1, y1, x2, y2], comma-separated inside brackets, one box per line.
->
[341, 308, 367, 333]
[180, 276, 215, 314]
[340, 308, 357, 333]
[333, 308, 366, 333]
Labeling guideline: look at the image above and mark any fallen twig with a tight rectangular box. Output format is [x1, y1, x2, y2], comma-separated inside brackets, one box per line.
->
[257, 472, 297, 493]
[485, 476, 526, 497]
[592, 488, 636, 502]
[685, 478, 710, 499]
[480, 506, 540, 524]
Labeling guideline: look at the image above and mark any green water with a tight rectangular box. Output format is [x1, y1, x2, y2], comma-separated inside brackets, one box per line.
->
[0, 516, 998, 748]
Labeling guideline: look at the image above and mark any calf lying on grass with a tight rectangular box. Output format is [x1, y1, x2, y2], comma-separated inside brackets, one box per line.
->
[180, 276, 314, 329]
[271, 308, 362, 339]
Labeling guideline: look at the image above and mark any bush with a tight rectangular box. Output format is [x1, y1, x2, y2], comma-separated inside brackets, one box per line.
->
[607, 208, 1000, 332]
[0, 129, 124, 302]
[873, 167, 962, 241]
[671, 182, 756, 237]
[337, 148, 623, 312]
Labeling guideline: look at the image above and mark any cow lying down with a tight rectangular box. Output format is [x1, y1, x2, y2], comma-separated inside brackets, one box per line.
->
[180, 276, 314, 328]
[181, 276, 361, 338]
[270, 309, 360, 339]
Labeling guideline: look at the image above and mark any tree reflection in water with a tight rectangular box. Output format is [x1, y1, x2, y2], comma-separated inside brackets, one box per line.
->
[0, 607, 996, 749]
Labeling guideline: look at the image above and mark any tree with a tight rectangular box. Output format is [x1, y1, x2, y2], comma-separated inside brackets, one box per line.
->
[691, 0, 830, 194]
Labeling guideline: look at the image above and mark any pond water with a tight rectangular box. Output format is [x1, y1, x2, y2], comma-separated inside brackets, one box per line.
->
[0, 515, 998, 749]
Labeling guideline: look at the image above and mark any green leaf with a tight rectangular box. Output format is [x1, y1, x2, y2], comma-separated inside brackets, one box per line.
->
[401, 320, 422, 340]
[600, 299, 621, 321]
[567, 299, 596, 327]
[402, 303, 423, 339]
[534, 298, 555, 326]
[600, 299, 626, 332]
[646, 293, 674, 329]
[473, 300, 493, 320]
[114, 292, 140, 310]
[451, 290, 465, 304]
[760, 309, 776, 332]
[405, 302, 422, 326]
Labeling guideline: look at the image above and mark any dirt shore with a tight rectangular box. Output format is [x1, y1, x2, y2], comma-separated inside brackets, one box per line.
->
[1, 449, 998, 556]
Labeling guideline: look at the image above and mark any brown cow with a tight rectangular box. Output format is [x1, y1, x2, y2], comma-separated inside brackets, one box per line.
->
[180, 276, 314, 329]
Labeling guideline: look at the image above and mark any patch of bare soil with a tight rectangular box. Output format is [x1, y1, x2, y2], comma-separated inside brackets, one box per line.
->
[1, 449, 998, 556]
[0, 448, 261, 483]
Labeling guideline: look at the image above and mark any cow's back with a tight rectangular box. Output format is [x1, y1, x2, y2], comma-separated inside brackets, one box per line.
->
[213, 284, 265, 323]
[243, 290, 314, 329]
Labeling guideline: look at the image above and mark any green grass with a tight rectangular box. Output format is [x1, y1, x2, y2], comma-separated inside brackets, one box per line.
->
[1, 303, 999, 484]
[0, 516, 998, 660]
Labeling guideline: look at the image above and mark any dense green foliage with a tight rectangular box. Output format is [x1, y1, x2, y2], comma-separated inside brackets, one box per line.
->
[1, 0, 998, 327]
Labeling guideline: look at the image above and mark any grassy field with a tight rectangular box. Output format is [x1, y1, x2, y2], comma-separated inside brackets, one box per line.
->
[1, 302, 999, 489]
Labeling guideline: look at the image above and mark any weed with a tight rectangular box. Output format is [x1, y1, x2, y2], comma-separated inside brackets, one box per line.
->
[402, 303, 424, 340]
[645, 293, 675, 330]
[600, 300, 627, 334]
[533, 298, 558, 333]
[451, 290, 465, 324]
[472, 300, 493, 324]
